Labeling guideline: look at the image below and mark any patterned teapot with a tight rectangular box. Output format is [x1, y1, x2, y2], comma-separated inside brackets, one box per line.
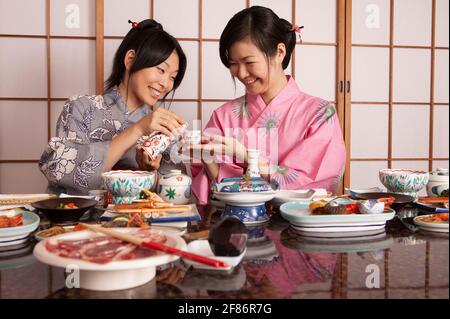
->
[157, 169, 192, 205]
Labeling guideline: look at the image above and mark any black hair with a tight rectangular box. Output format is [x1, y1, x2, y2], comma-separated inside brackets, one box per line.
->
[219, 6, 297, 70]
[105, 19, 187, 101]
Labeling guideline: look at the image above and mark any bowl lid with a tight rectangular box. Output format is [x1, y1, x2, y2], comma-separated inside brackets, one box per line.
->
[159, 170, 192, 186]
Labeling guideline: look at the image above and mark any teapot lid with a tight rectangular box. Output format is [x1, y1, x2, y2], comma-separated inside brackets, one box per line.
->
[159, 169, 192, 186]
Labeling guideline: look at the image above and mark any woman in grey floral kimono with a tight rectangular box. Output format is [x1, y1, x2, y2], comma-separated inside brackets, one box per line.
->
[39, 19, 187, 195]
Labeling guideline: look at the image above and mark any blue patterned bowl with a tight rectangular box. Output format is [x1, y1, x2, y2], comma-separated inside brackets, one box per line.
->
[379, 169, 429, 197]
[102, 170, 156, 204]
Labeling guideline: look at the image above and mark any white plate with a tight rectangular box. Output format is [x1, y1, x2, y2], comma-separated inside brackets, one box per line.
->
[34, 228, 186, 291]
[212, 191, 277, 206]
[0, 235, 30, 247]
[183, 240, 246, 271]
[0, 211, 40, 246]
[413, 214, 449, 233]
[280, 201, 395, 232]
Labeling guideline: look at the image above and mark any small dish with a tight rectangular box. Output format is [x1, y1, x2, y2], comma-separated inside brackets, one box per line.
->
[35, 225, 76, 241]
[183, 240, 246, 271]
[357, 200, 385, 214]
[272, 189, 315, 207]
[345, 187, 383, 198]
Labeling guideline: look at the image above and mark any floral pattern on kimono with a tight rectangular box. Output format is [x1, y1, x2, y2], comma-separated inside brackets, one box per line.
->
[39, 86, 185, 195]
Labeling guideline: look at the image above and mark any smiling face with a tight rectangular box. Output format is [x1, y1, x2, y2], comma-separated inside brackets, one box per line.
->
[128, 50, 180, 107]
[228, 38, 286, 100]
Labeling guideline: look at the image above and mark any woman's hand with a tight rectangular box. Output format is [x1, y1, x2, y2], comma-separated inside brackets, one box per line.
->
[190, 134, 248, 164]
[136, 107, 185, 137]
[135, 145, 162, 171]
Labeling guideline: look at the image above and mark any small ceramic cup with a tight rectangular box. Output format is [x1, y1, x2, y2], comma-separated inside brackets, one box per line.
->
[184, 130, 201, 145]
[88, 189, 108, 209]
[427, 168, 449, 197]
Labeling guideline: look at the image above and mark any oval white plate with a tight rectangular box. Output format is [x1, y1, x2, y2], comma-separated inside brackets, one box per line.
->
[280, 201, 395, 230]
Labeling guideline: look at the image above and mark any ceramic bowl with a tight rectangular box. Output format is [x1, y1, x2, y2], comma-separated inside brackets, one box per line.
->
[427, 169, 449, 197]
[379, 169, 429, 196]
[31, 198, 97, 226]
[157, 170, 192, 205]
[102, 170, 156, 204]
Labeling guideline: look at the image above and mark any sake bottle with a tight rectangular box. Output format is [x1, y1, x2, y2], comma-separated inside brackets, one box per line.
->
[245, 149, 260, 179]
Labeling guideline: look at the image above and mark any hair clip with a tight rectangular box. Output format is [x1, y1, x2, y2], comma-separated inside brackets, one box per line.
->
[128, 19, 139, 29]
[291, 24, 304, 42]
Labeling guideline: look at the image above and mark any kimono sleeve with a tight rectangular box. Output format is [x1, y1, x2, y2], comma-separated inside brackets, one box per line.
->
[38, 97, 110, 194]
[269, 102, 346, 193]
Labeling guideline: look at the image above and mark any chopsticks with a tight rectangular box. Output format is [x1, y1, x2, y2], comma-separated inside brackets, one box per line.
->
[79, 223, 228, 269]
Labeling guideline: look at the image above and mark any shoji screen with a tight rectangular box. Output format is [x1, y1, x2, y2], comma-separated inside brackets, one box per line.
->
[348, 0, 449, 194]
[0, 0, 96, 193]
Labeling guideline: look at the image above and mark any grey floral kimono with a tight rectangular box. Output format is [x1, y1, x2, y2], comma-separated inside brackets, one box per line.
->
[39, 86, 184, 195]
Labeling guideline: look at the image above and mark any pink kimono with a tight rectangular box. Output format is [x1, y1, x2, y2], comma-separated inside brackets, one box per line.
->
[192, 76, 346, 205]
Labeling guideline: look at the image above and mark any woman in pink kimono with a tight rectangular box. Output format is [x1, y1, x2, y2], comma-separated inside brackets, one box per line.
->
[191, 6, 346, 205]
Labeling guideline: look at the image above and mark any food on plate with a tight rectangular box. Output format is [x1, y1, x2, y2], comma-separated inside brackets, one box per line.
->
[39, 226, 70, 238]
[38, 224, 86, 238]
[309, 200, 328, 211]
[113, 194, 190, 215]
[45, 228, 167, 264]
[418, 197, 449, 206]
[0, 213, 23, 228]
[416, 213, 448, 224]
[139, 189, 164, 202]
[102, 213, 149, 228]
[219, 179, 273, 193]
[376, 196, 396, 208]
[309, 200, 384, 215]
[57, 202, 79, 209]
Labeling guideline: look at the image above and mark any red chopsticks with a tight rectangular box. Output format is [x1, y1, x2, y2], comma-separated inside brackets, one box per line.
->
[142, 241, 229, 268]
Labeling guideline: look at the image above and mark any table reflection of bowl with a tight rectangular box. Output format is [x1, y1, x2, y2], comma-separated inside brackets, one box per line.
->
[280, 228, 394, 254]
[244, 236, 279, 263]
[102, 170, 156, 204]
[379, 169, 429, 196]
[181, 265, 246, 291]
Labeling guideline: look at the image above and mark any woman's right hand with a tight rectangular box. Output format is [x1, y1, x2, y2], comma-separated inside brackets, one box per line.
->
[136, 107, 185, 137]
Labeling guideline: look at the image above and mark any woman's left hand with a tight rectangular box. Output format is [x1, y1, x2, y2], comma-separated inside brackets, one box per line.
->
[191, 134, 247, 164]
